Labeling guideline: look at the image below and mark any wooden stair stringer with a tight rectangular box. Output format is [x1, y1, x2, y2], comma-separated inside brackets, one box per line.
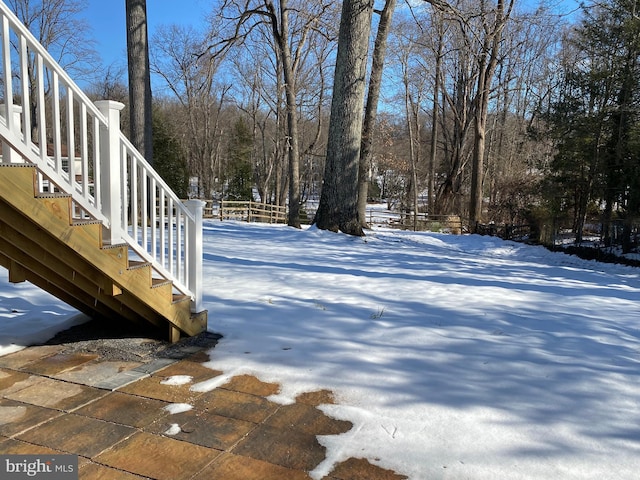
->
[0, 211, 164, 328]
[0, 250, 107, 318]
[0, 164, 205, 338]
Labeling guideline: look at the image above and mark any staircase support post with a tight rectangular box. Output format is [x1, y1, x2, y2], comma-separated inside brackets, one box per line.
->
[185, 199, 205, 313]
[96, 100, 126, 245]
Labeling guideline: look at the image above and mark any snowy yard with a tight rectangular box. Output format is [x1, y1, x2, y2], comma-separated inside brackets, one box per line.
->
[2, 221, 640, 479]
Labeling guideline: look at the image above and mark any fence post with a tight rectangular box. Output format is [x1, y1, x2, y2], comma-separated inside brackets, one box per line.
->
[95, 100, 125, 245]
[185, 199, 205, 313]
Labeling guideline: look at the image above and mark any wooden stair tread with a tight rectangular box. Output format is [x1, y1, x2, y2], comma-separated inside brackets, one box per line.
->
[173, 294, 191, 304]
[152, 277, 172, 288]
[102, 243, 129, 250]
[128, 260, 151, 269]
[36, 193, 72, 198]
[72, 219, 102, 225]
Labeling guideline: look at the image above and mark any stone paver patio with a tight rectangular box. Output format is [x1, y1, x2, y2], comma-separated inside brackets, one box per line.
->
[0, 322, 407, 479]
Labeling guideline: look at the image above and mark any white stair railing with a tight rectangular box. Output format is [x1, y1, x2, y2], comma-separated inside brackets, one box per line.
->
[0, 1, 203, 313]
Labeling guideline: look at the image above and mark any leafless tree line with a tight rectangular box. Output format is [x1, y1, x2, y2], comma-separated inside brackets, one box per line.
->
[145, 0, 562, 230]
[7, 0, 567, 232]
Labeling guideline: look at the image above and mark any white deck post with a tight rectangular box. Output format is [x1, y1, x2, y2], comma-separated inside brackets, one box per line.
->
[0, 104, 22, 164]
[185, 199, 205, 312]
[95, 100, 125, 245]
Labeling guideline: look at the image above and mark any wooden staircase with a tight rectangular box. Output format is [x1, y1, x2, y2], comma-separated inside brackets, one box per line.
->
[0, 164, 206, 341]
[0, 2, 207, 342]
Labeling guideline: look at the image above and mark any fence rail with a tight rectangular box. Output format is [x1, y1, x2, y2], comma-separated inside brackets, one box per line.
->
[366, 210, 463, 234]
[475, 223, 532, 242]
[220, 200, 287, 224]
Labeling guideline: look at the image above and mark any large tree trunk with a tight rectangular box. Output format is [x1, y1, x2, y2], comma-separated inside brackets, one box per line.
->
[427, 11, 445, 216]
[469, 89, 487, 229]
[410, 103, 420, 227]
[277, 4, 302, 228]
[428, 51, 441, 215]
[403, 73, 420, 228]
[468, 0, 511, 230]
[358, 0, 397, 228]
[315, 0, 373, 236]
[126, 0, 153, 163]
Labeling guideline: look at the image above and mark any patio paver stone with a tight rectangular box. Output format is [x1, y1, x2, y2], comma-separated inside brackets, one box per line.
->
[193, 387, 280, 424]
[79, 462, 149, 479]
[0, 437, 63, 455]
[264, 402, 353, 436]
[154, 360, 223, 383]
[94, 431, 218, 480]
[221, 374, 280, 396]
[21, 353, 98, 376]
[74, 391, 170, 428]
[52, 360, 144, 387]
[296, 389, 337, 407]
[0, 398, 62, 437]
[16, 413, 135, 458]
[147, 409, 256, 450]
[323, 457, 410, 480]
[0, 369, 31, 392]
[0, 345, 63, 369]
[117, 374, 205, 403]
[4, 376, 105, 410]
[191, 452, 313, 480]
[233, 423, 327, 471]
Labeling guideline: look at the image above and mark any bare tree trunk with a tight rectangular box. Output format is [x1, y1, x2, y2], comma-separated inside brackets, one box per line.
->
[315, 0, 373, 236]
[428, 13, 444, 215]
[403, 77, 419, 228]
[434, 36, 474, 216]
[274, 54, 287, 209]
[468, 0, 512, 230]
[358, 0, 397, 228]
[126, 0, 153, 163]
[274, 3, 302, 228]
[469, 52, 492, 230]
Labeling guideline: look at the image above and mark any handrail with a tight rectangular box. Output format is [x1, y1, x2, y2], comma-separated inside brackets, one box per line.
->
[0, 1, 203, 311]
[0, 2, 109, 224]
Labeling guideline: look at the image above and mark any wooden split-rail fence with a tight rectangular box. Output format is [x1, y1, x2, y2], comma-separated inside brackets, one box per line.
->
[218, 200, 287, 224]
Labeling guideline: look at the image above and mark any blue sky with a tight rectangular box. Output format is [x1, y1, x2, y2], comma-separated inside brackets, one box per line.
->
[81, 1, 210, 68]
[82, 1, 581, 69]
[79, 0, 581, 91]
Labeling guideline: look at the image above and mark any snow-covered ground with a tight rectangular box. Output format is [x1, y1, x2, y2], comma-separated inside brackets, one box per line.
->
[2, 221, 640, 479]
